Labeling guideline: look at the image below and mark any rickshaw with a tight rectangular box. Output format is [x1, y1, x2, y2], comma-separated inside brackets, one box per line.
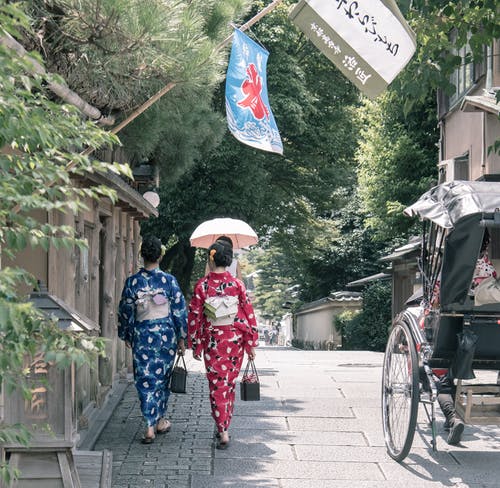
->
[382, 180, 500, 462]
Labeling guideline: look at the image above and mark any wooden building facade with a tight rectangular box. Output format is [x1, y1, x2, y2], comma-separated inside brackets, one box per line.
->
[0, 159, 158, 450]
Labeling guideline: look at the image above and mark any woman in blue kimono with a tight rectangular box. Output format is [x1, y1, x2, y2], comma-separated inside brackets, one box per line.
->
[118, 235, 187, 444]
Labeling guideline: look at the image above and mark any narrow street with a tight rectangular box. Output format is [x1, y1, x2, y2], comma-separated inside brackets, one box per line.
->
[94, 346, 500, 488]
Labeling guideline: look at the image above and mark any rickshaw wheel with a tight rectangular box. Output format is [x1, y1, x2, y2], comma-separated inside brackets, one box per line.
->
[382, 321, 419, 462]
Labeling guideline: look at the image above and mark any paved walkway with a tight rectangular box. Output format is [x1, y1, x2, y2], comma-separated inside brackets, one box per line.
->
[95, 346, 500, 488]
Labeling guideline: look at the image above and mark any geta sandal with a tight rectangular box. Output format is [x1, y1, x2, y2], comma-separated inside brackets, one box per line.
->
[216, 440, 230, 450]
[216, 436, 230, 450]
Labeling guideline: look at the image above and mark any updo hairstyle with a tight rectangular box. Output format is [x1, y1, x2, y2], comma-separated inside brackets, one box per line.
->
[208, 240, 233, 268]
[215, 235, 234, 249]
[140, 235, 162, 263]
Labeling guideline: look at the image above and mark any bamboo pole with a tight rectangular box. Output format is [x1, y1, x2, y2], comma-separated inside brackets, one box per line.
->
[215, 0, 283, 51]
[0, 33, 115, 126]
[109, 82, 176, 136]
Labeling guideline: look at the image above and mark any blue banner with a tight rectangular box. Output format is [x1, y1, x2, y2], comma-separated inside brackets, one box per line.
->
[225, 29, 283, 155]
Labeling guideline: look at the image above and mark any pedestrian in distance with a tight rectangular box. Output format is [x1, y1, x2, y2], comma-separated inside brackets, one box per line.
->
[118, 235, 187, 444]
[264, 329, 270, 345]
[188, 239, 258, 449]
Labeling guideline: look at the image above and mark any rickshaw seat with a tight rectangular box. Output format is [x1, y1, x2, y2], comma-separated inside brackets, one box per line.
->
[430, 308, 500, 368]
[445, 296, 500, 314]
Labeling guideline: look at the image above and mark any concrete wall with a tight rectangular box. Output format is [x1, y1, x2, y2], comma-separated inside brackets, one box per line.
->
[295, 300, 361, 348]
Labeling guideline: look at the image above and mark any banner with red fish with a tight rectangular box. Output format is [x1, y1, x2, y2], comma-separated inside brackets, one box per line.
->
[225, 29, 283, 155]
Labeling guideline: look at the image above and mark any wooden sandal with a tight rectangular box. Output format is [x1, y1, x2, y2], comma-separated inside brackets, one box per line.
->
[216, 438, 230, 450]
[216, 434, 230, 449]
[141, 434, 155, 444]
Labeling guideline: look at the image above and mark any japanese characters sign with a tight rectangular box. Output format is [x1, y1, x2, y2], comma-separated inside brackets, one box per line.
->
[225, 29, 283, 155]
[289, 0, 416, 98]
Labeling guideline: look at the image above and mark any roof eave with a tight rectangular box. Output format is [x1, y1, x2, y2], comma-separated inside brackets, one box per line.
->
[460, 95, 500, 116]
[80, 171, 158, 219]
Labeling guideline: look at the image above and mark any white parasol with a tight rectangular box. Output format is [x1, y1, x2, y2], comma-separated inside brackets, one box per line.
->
[189, 218, 258, 249]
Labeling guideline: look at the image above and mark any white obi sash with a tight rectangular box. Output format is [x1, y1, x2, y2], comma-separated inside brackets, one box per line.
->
[204, 295, 239, 326]
[136, 290, 170, 322]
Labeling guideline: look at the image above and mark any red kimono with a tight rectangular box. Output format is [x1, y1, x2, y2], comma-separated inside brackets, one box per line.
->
[188, 271, 258, 433]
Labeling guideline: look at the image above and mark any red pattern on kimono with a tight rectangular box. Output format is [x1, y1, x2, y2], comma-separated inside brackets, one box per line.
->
[204, 327, 244, 432]
[431, 252, 499, 306]
[188, 271, 258, 432]
[471, 253, 497, 294]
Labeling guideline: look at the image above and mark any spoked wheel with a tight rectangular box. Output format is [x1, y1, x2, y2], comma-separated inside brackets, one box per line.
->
[382, 321, 420, 462]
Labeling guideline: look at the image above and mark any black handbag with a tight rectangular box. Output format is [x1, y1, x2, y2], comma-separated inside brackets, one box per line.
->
[169, 354, 187, 393]
[240, 359, 260, 401]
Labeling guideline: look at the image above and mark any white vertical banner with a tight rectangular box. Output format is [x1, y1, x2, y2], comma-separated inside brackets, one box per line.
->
[289, 0, 416, 98]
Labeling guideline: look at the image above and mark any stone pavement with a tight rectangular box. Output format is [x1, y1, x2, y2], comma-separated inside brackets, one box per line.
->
[94, 346, 500, 488]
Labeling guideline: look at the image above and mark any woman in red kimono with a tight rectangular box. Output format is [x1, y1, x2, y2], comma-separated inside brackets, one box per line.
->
[188, 239, 258, 449]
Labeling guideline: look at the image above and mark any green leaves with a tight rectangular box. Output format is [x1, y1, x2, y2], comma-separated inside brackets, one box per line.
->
[24, 0, 252, 112]
[398, 1, 500, 104]
[0, 1, 133, 261]
[0, 4, 121, 477]
[336, 282, 392, 351]
[356, 91, 438, 242]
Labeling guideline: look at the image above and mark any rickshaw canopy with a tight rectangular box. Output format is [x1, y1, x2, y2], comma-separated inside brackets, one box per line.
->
[405, 181, 500, 308]
[404, 180, 500, 228]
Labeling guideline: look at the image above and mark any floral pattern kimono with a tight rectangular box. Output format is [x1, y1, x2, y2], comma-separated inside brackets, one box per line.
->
[471, 253, 497, 295]
[118, 267, 187, 427]
[188, 271, 258, 433]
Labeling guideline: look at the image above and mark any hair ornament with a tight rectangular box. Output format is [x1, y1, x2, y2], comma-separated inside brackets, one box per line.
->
[160, 244, 166, 257]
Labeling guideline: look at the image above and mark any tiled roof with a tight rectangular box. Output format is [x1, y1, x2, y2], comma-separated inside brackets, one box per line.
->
[296, 291, 362, 314]
[346, 272, 392, 287]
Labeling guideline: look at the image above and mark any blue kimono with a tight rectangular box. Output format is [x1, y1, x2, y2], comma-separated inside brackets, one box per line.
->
[118, 267, 187, 427]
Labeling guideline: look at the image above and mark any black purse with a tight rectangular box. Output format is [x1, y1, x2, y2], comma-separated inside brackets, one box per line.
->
[240, 359, 260, 401]
[169, 354, 187, 393]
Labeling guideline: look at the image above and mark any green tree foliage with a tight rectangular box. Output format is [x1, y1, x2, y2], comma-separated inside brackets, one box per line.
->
[0, 3, 128, 478]
[26, 0, 250, 110]
[120, 84, 228, 181]
[335, 281, 392, 351]
[356, 90, 438, 241]
[396, 0, 500, 112]
[25, 0, 252, 176]
[296, 189, 388, 302]
[243, 247, 299, 321]
[146, 0, 361, 293]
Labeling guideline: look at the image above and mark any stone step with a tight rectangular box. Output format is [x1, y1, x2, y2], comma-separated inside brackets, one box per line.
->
[74, 449, 112, 488]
